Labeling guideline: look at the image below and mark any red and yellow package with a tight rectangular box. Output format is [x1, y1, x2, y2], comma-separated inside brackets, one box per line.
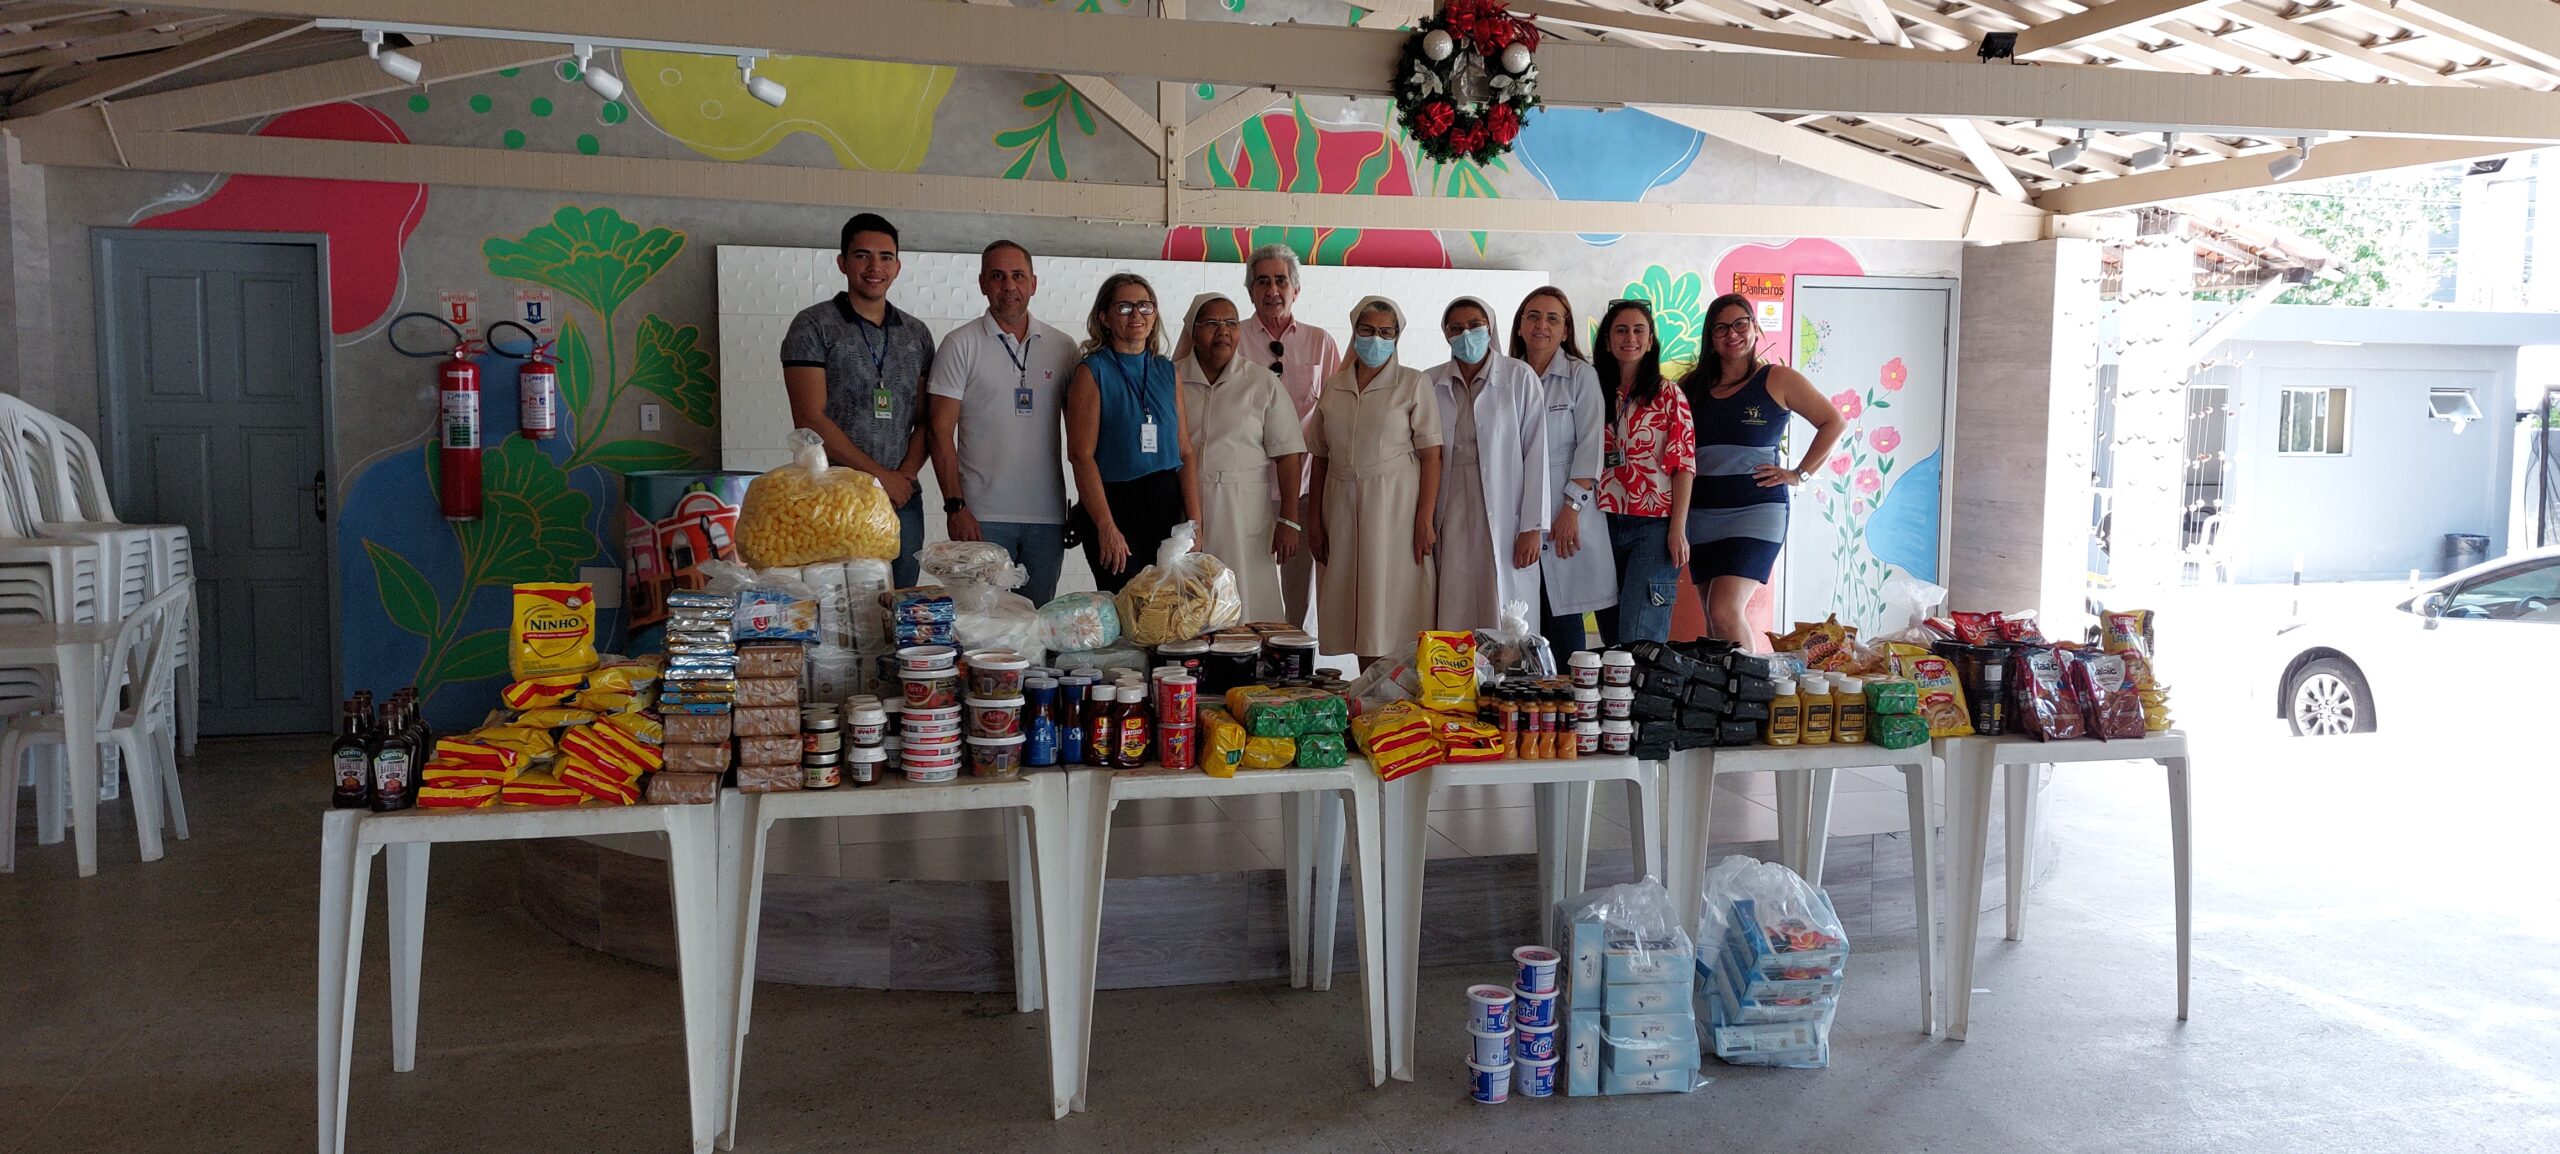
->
[2120, 653, 2173, 732]
[1352, 701, 1444, 781]
[2101, 609, 2155, 658]
[500, 673, 585, 710]
[499, 771, 587, 807]
[418, 782, 499, 808]
[1416, 631, 1479, 714]
[1889, 646, 1975, 739]
[557, 754, 642, 804]
[1430, 712, 1508, 762]
[1948, 611, 2005, 647]
[559, 721, 660, 775]
[473, 725, 556, 757]
[509, 582, 599, 680]
[1199, 708, 1247, 778]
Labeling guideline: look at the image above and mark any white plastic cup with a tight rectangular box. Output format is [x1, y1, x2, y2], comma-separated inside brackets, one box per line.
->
[1513, 945, 1560, 995]
[1468, 1026, 1514, 1067]
[1514, 1020, 1558, 1063]
[1510, 984, 1558, 1028]
[1572, 687, 1600, 723]
[1465, 983, 1515, 1033]
[1513, 1056, 1558, 1098]
[1567, 650, 1602, 690]
[1468, 1059, 1513, 1104]
[1601, 650, 1636, 687]
[1600, 686, 1634, 720]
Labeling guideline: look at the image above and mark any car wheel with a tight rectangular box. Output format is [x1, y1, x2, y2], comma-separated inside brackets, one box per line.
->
[2286, 658, 2374, 737]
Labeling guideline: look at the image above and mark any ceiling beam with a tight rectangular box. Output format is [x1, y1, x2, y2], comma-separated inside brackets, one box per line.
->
[1509, 0, 1951, 63]
[21, 35, 559, 132]
[1182, 86, 1283, 157]
[5, 17, 303, 116]
[2384, 0, 2560, 75]
[1636, 106, 2017, 212]
[0, 13, 181, 57]
[1060, 74, 1163, 157]
[3, 110, 2046, 241]
[1934, 117, 2030, 200]
[0, 17, 225, 76]
[2015, 1, 2228, 57]
[138, 0, 2560, 141]
[2034, 135, 2529, 215]
[2339, 0, 2560, 79]
[1842, 0, 1912, 48]
[2244, 8, 2457, 87]
[0, 6, 126, 27]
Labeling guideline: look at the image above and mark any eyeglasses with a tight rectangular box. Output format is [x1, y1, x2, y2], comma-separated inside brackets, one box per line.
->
[1606, 298, 1655, 313]
[1354, 325, 1399, 339]
[1110, 301, 1158, 317]
[1442, 321, 1489, 337]
[1709, 319, 1757, 336]
[1195, 317, 1241, 331]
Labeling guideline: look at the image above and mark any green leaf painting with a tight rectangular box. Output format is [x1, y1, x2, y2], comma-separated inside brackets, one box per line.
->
[1618, 265, 1705, 380]
[431, 628, 511, 686]
[627, 316, 718, 427]
[483, 206, 684, 320]
[996, 79, 1097, 181]
[555, 316, 593, 419]
[365, 541, 437, 638]
[457, 436, 598, 588]
[585, 438, 701, 474]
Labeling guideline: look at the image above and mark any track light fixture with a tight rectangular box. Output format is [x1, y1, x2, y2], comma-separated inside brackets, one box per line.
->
[2130, 131, 2175, 171]
[739, 56, 787, 107]
[2047, 128, 2090, 169]
[363, 29, 423, 85]
[2267, 137, 2312, 180]
[575, 44, 624, 102]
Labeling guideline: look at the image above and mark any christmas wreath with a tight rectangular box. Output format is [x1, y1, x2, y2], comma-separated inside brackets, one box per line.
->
[1394, 0, 1541, 164]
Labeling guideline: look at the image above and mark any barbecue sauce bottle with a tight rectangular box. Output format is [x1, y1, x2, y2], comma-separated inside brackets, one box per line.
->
[331, 701, 371, 809]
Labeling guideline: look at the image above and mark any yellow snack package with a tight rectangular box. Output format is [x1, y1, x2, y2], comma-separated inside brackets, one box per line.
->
[602, 710, 664, 747]
[499, 673, 584, 710]
[473, 725, 557, 756]
[735, 429, 901, 566]
[1241, 735, 1297, 771]
[509, 583, 598, 680]
[585, 657, 662, 694]
[1891, 650, 1975, 739]
[573, 687, 638, 713]
[513, 708, 598, 729]
[1417, 631, 1479, 714]
[1199, 708, 1247, 778]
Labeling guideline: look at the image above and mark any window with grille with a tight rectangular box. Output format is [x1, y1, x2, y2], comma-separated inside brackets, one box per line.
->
[2277, 386, 2351, 455]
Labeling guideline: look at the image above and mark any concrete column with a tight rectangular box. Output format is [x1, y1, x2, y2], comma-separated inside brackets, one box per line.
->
[2108, 223, 2194, 592]
[1948, 238, 2101, 624]
[0, 133, 57, 409]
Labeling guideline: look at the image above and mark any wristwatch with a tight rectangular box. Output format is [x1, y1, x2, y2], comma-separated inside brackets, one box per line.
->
[1794, 467, 1812, 484]
[944, 497, 968, 513]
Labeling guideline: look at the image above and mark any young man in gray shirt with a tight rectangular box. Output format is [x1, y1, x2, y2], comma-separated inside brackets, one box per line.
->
[780, 212, 936, 587]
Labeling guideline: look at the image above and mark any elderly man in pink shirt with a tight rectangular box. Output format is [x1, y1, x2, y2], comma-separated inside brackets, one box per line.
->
[1244, 244, 1341, 631]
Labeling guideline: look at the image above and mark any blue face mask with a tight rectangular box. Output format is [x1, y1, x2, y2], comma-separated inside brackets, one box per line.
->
[1353, 335, 1396, 367]
[1449, 326, 1491, 364]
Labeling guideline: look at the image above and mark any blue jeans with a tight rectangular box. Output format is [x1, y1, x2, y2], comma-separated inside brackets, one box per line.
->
[1597, 512, 1680, 645]
[975, 520, 1067, 605]
[891, 492, 926, 588]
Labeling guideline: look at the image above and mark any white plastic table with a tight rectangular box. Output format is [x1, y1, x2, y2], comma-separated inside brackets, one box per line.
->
[1055, 763, 1387, 1111]
[0, 617, 114, 875]
[317, 801, 724, 1154]
[1377, 754, 1658, 1082]
[1660, 742, 1942, 1033]
[1937, 731, 2192, 1041]
[713, 772, 1078, 1139]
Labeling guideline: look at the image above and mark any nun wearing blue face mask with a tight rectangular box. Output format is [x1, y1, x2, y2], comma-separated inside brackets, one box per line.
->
[1306, 295, 1444, 666]
[1426, 295, 1551, 633]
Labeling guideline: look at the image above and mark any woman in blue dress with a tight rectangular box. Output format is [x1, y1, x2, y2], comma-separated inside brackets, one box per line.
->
[1682, 293, 1844, 646]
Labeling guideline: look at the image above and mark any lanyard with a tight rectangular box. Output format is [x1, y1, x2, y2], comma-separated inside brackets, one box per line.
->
[997, 326, 1032, 388]
[849, 305, 891, 378]
[1099, 351, 1162, 426]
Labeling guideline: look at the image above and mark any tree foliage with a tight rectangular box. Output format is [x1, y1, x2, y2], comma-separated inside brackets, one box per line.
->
[2206, 169, 2458, 307]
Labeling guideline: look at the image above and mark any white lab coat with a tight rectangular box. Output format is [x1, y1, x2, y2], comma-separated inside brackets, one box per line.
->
[1534, 353, 1618, 615]
[1429, 352, 1551, 621]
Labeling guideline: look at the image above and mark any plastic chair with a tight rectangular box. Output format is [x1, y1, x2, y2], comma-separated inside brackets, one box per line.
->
[0, 581, 191, 872]
[2179, 513, 2230, 585]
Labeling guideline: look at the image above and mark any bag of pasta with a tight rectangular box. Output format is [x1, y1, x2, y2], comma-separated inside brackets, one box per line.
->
[1114, 522, 1243, 646]
[736, 429, 900, 566]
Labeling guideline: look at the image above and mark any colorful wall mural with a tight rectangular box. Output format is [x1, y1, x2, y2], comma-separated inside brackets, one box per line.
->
[66, 0, 1961, 730]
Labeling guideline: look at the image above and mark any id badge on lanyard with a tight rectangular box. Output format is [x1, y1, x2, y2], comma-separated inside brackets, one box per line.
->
[1140, 414, 1160, 455]
[872, 386, 895, 420]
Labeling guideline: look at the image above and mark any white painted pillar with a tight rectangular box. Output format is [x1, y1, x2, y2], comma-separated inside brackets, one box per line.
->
[1949, 239, 2102, 625]
[2109, 224, 2195, 593]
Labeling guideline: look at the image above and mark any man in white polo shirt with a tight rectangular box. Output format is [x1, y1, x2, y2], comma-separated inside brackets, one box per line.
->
[926, 239, 1081, 603]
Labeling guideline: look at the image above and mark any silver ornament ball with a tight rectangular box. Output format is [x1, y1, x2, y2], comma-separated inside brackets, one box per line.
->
[1501, 42, 1532, 74]
[1423, 29, 1455, 61]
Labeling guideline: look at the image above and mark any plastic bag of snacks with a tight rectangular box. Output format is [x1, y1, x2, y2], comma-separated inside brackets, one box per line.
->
[1699, 856, 1847, 981]
[2012, 648, 2087, 741]
[1885, 644, 1973, 738]
[919, 540, 1029, 599]
[1052, 645, 1147, 673]
[736, 428, 902, 566]
[2069, 652, 2148, 740]
[1344, 638, 1422, 712]
[510, 583, 599, 680]
[1417, 630, 1479, 713]
[1241, 735, 1296, 770]
[1037, 591, 1121, 653]
[1199, 707, 1248, 778]
[1872, 573, 1948, 645]
[956, 591, 1043, 656]
[1114, 522, 1243, 645]
[1294, 732, 1348, 769]
[1474, 600, 1555, 680]
[2099, 608, 2155, 657]
[2122, 653, 2173, 731]
[1351, 701, 1443, 781]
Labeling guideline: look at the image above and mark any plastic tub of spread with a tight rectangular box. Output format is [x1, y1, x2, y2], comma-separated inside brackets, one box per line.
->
[903, 760, 959, 785]
[897, 644, 959, 672]
[965, 695, 1025, 738]
[902, 704, 963, 740]
[1467, 1059, 1512, 1105]
[844, 744, 887, 785]
[966, 653, 1030, 697]
[901, 668, 962, 711]
[846, 705, 887, 747]
[967, 733, 1026, 778]
[1600, 686, 1634, 720]
[1601, 650, 1636, 688]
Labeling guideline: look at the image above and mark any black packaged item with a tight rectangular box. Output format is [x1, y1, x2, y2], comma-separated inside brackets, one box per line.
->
[1672, 727, 1715, 751]
[1678, 637, 1739, 660]
[1728, 699, 1770, 723]
[1651, 645, 1717, 682]
[1717, 719, 1762, 746]
[1724, 651, 1779, 681]
[1630, 693, 1677, 722]
[1677, 705, 1722, 733]
[1636, 667, 1688, 698]
[1728, 675, 1777, 703]
[1629, 742, 1674, 762]
[1681, 681, 1729, 713]
[1637, 719, 1680, 748]
[1622, 641, 1670, 668]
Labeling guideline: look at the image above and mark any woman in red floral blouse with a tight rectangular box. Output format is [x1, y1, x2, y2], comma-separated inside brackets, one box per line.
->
[1592, 299, 1695, 644]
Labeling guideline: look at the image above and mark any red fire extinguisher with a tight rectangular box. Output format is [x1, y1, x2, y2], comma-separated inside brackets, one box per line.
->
[437, 348, 482, 520]
[518, 341, 559, 441]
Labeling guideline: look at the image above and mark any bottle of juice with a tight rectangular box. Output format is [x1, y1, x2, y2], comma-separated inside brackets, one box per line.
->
[1831, 675, 1869, 744]
[1766, 678, 1802, 746]
[1802, 676, 1834, 746]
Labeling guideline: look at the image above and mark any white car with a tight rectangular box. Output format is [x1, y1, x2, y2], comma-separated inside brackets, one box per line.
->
[2274, 547, 2560, 735]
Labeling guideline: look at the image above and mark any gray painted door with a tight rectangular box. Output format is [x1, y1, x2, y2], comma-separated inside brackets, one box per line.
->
[96, 234, 331, 735]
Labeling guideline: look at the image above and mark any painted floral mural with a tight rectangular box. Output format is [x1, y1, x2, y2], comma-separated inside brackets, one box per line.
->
[1163, 100, 1449, 268]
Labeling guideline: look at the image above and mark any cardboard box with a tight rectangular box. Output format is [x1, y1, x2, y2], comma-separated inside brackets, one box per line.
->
[1599, 1056, 1697, 1094]
[1601, 980, 1687, 1015]
[1566, 1009, 1603, 1097]
[1604, 1011, 1697, 1049]
[1603, 932, 1695, 984]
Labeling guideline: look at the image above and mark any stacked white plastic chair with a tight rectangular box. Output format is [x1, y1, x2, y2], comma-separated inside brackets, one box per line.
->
[0, 582, 193, 871]
[0, 397, 199, 752]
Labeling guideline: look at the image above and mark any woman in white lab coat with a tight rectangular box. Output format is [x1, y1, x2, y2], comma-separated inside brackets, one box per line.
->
[1427, 295, 1549, 633]
[1173, 292, 1307, 622]
[1511, 287, 1615, 659]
